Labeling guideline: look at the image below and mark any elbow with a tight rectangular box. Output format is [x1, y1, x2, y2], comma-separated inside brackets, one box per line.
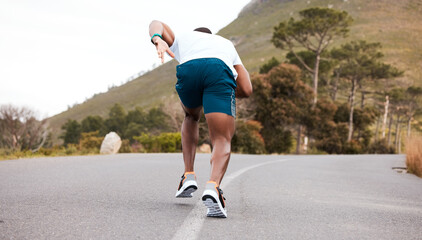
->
[243, 76, 253, 97]
[149, 20, 162, 28]
[237, 84, 253, 98]
[244, 87, 253, 98]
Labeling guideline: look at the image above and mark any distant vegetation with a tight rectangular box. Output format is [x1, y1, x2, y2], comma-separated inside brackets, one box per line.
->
[243, 7, 422, 154]
[0, 105, 49, 153]
[48, 0, 422, 143]
[3, 1, 422, 161]
[1, 102, 265, 159]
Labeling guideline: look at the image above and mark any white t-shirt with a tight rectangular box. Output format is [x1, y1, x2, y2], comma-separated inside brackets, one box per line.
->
[169, 31, 243, 79]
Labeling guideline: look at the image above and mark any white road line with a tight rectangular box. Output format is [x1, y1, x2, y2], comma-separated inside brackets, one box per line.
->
[171, 159, 289, 240]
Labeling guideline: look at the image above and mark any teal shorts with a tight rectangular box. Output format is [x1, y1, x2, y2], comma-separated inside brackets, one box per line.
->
[175, 58, 237, 117]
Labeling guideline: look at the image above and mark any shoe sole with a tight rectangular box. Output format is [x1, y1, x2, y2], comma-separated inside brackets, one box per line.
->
[202, 191, 227, 218]
[175, 180, 198, 198]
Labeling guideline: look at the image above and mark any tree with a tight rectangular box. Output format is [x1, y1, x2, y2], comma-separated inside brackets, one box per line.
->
[370, 63, 404, 140]
[385, 88, 407, 147]
[306, 99, 348, 154]
[253, 63, 314, 153]
[104, 103, 127, 137]
[125, 107, 148, 142]
[126, 107, 147, 124]
[272, 7, 352, 105]
[259, 57, 280, 74]
[285, 50, 333, 81]
[81, 115, 105, 135]
[403, 86, 422, 137]
[145, 107, 172, 135]
[330, 41, 396, 142]
[60, 119, 81, 146]
[0, 104, 48, 151]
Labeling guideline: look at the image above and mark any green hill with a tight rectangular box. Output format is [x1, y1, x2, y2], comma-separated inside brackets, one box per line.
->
[48, 0, 422, 142]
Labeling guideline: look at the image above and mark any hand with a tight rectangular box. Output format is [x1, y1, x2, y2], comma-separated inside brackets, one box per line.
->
[154, 38, 175, 63]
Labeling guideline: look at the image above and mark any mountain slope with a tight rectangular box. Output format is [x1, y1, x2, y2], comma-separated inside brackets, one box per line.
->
[48, 0, 422, 142]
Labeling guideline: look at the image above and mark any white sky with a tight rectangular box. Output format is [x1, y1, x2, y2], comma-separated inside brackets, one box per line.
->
[0, 0, 251, 119]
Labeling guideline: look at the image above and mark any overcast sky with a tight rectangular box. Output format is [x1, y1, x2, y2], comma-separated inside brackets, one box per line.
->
[0, 0, 251, 119]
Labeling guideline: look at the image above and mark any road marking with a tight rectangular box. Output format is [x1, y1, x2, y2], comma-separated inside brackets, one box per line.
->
[171, 159, 289, 240]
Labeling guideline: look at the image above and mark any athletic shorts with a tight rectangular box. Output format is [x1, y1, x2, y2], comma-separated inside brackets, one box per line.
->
[175, 58, 237, 118]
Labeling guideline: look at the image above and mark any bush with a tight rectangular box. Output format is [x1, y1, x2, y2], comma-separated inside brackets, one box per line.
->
[38, 147, 53, 156]
[79, 131, 104, 151]
[313, 122, 348, 154]
[232, 120, 266, 154]
[134, 132, 181, 153]
[259, 57, 280, 74]
[157, 132, 182, 152]
[367, 139, 395, 154]
[65, 144, 78, 155]
[119, 139, 132, 153]
[0, 148, 13, 159]
[261, 126, 293, 153]
[406, 136, 422, 178]
[343, 140, 363, 154]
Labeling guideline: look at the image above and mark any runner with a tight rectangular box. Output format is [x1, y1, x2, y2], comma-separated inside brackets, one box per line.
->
[149, 20, 252, 218]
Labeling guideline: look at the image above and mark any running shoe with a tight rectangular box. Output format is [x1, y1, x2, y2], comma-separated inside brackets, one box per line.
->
[202, 181, 227, 218]
[175, 172, 198, 198]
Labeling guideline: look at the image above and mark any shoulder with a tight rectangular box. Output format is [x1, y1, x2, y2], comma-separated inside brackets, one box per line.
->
[175, 31, 199, 40]
[213, 35, 236, 48]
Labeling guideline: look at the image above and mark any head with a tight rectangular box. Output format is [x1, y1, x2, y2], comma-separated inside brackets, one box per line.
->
[194, 27, 212, 34]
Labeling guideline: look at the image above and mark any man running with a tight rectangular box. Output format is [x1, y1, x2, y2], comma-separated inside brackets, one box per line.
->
[149, 20, 252, 218]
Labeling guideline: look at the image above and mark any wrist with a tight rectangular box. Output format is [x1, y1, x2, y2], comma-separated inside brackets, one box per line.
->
[152, 36, 161, 46]
[151, 33, 163, 45]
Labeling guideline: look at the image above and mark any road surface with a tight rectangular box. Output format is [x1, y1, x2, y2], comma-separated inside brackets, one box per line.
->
[0, 154, 421, 239]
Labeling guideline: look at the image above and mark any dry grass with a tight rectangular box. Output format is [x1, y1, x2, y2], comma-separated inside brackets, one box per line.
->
[406, 136, 422, 178]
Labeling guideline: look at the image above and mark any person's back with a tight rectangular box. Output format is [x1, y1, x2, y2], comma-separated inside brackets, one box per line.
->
[170, 31, 241, 79]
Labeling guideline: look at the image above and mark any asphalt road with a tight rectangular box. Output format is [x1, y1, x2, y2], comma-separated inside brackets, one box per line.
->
[0, 153, 421, 240]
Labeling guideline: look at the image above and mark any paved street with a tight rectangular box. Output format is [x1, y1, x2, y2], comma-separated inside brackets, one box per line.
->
[0, 154, 421, 239]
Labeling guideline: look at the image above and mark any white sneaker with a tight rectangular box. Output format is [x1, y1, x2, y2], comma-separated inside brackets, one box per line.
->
[175, 172, 198, 198]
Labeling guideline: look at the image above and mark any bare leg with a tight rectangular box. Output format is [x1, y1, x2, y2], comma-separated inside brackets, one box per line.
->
[205, 112, 235, 185]
[180, 104, 202, 173]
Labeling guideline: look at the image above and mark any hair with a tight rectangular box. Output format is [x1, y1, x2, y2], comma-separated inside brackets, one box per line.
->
[194, 27, 212, 34]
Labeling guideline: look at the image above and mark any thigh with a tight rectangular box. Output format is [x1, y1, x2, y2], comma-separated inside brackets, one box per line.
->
[205, 112, 235, 142]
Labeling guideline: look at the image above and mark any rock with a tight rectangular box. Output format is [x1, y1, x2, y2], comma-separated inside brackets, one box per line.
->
[100, 132, 122, 154]
[198, 143, 211, 153]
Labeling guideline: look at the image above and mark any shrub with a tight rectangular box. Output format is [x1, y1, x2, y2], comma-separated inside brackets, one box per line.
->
[232, 120, 266, 154]
[313, 122, 348, 154]
[406, 136, 422, 178]
[156, 132, 182, 152]
[261, 126, 293, 153]
[259, 57, 280, 74]
[79, 131, 104, 151]
[65, 144, 78, 155]
[119, 139, 132, 153]
[38, 147, 53, 156]
[134, 132, 181, 153]
[367, 139, 395, 154]
[343, 140, 363, 154]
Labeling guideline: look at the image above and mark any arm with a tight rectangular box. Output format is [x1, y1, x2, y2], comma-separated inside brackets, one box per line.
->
[234, 64, 252, 98]
[149, 20, 176, 63]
